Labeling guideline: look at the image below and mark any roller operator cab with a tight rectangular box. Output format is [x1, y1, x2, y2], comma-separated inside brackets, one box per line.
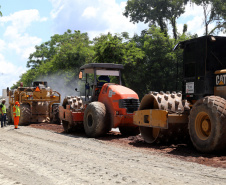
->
[59, 63, 140, 137]
[133, 36, 226, 153]
[179, 36, 226, 101]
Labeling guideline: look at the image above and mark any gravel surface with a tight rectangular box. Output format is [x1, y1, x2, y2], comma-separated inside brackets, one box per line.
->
[0, 125, 226, 185]
[30, 123, 226, 169]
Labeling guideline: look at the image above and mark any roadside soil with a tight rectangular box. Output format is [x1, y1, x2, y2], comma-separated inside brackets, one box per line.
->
[0, 124, 225, 185]
[29, 123, 226, 169]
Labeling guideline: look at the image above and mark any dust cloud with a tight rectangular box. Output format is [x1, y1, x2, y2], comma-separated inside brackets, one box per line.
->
[35, 73, 82, 104]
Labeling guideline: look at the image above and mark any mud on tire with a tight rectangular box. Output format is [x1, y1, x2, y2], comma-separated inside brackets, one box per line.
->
[62, 120, 70, 133]
[19, 104, 31, 126]
[7, 106, 13, 124]
[189, 96, 226, 153]
[52, 104, 61, 124]
[84, 102, 108, 137]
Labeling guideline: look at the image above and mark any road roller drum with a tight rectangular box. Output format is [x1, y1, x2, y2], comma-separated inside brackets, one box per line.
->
[134, 91, 190, 144]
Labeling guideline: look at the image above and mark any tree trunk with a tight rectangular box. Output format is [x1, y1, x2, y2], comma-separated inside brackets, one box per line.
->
[171, 17, 177, 40]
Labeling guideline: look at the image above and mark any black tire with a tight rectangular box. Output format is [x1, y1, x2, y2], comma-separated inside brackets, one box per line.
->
[62, 98, 69, 109]
[119, 126, 140, 136]
[84, 102, 108, 137]
[189, 96, 226, 153]
[62, 120, 70, 133]
[52, 104, 61, 124]
[19, 104, 31, 126]
[7, 106, 13, 124]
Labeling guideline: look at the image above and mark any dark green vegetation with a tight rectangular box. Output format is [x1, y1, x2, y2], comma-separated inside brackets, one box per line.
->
[124, 0, 226, 38]
[11, 0, 226, 98]
[12, 30, 94, 95]
[192, 0, 226, 35]
[0, 6, 2, 16]
[12, 28, 187, 98]
[123, 0, 189, 40]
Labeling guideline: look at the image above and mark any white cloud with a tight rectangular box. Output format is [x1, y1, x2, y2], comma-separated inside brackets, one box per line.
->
[0, 54, 26, 91]
[177, 4, 204, 36]
[178, 4, 226, 37]
[4, 25, 19, 37]
[0, 39, 6, 51]
[181, 4, 204, 19]
[0, 9, 46, 94]
[0, 10, 44, 59]
[7, 33, 41, 59]
[49, 0, 65, 19]
[187, 16, 204, 36]
[49, 0, 147, 39]
[0, 9, 47, 33]
[100, 0, 139, 34]
[0, 55, 24, 74]
[82, 7, 98, 18]
[22, 47, 37, 60]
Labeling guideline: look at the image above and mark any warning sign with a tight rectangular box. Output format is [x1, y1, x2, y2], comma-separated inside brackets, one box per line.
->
[35, 86, 41, 92]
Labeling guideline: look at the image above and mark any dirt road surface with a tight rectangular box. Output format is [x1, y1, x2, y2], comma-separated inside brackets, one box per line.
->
[0, 125, 226, 185]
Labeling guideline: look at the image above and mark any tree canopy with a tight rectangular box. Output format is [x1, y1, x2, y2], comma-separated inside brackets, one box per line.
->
[12, 27, 192, 98]
[93, 32, 145, 93]
[13, 0, 226, 99]
[0, 6, 2, 17]
[123, 0, 189, 40]
[93, 33, 144, 65]
[192, 0, 226, 35]
[123, 0, 226, 37]
[12, 30, 94, 91]
[129, 26, 191, 96]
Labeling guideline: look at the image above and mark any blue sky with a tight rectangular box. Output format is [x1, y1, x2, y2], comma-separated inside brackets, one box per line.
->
[0, 0, 225, 95]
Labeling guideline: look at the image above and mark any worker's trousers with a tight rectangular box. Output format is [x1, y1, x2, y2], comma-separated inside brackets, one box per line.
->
[1, 114, 6, 127]
[14, 116, 19, 129]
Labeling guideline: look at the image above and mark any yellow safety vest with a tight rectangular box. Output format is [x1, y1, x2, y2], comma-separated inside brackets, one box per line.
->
[0, 104, 6, 114]
[13, 106, 20, 117]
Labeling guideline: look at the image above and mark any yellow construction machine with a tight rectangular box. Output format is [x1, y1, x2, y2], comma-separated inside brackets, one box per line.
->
[134, 36, 226, 153]
[7, 81, 61, 125]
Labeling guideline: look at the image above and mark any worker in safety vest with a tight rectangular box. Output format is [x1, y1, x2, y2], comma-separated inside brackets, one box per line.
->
[91, 75, 111, 101]
[13, 101, 20, 129]
[97, 75, 110, 87]
[0, 99, 7, 127]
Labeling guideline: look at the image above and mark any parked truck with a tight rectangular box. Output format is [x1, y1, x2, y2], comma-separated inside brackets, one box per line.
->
[59, 63, 140, 137]
[7, 81, 61, 125]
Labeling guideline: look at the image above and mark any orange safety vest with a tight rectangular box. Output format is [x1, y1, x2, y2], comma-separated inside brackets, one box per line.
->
[13, 105, 16, 117]
[13, 105, 20, 117]
[13, 105, 20, 128]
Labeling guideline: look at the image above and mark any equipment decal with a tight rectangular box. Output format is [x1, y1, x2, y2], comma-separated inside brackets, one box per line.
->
[108, 89, 115, 97]
[186, 82, 194, 94]
[216, 73, 226, 86]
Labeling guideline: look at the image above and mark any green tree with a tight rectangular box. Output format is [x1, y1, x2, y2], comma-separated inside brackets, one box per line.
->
[123, 0, 189, 40]
[93, 33, 144, 65]
[93, 32, 145, 96]
[142, 26, 177, 92]
[27, 30, 93, 68]
[129, 26, 192, 97]
[11, 68, 38, 89]
[192, 0, 226, 35]
[0, 6, 2, 17]
[13, 30, 94, 90]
